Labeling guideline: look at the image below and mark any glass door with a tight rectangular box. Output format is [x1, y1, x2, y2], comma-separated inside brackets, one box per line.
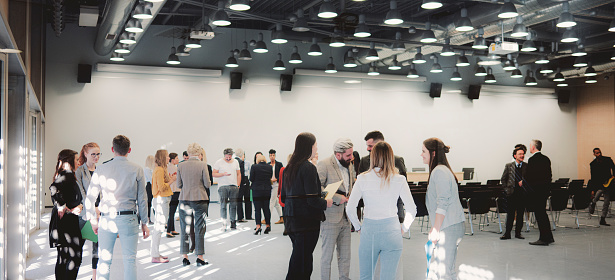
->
[0, 52, 7, 280]
[27, 112, 39, 232]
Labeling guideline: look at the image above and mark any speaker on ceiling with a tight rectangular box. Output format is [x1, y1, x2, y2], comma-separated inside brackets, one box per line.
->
[280, 74, 293, 91]
[77, 64, 92, 83]
[557, 89, 570, 104]
[468, 84, 481, 100]
[429, 83, 442, 98]
[230, 72, 243, 89]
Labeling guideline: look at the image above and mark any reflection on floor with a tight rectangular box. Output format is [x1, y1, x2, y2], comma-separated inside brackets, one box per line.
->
[27, 201, 615, 280]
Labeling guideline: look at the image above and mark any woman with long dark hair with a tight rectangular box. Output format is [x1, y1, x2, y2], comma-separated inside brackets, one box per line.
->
[346, 142, 416, 280]
[250, 154, 273, 235]
[75, 142, 101, 280]
[281, 132, 333, 280]
[49, 149, 84, 280]
[421, 138, 465, 280]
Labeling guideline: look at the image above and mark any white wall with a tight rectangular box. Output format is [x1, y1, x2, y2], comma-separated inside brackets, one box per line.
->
[44, 63, 578, 197]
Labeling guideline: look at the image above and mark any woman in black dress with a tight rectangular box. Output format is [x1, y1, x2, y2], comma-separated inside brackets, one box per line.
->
[49, 149, 84, 280]
[250, 154, 273, 234]
[281, 132, 333, 280]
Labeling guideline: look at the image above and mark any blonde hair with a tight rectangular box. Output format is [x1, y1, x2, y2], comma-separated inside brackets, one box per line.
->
[155, 149, 170, 182]
[369, 141, 398, 188]
[145, 155, 155, 169]
[187, 142, 203, 156]
[199, 148, 208, 163]
[256, 154, 267, 164]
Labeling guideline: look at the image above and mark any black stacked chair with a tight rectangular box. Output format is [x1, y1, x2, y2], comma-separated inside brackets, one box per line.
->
[412, 192, 429, 232]
[570, 186, 597, 228]
[486, 179, 501, 186]
[548, 187, 569, 229]
[467, 190, 493, 235]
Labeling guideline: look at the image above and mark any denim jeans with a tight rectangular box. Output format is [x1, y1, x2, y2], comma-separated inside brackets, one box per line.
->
[151, 196, 170, 257]
[97, 214, 140, 280]
[218, 185, 239, 224]
[428, 222, 465, 280]
[358, 217, 403, 280]
[179, 200, 209, 255]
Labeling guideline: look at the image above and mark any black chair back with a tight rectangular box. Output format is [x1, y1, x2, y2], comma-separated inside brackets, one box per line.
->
[413, 192, 428, 217]
[549, 188, 569, 212]
[571, 187, 592, 210]
[468, 191, 492, 215]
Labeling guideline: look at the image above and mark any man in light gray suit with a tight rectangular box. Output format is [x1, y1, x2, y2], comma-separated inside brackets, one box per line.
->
[317, 138, 355, 280]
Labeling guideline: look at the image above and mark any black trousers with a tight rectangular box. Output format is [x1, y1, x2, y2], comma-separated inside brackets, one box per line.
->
[531, 193, 554, 242]
[146, 182, 153, 222]
[505, 191, 525, 235]
[55, 240, 84, 280]
[285, 217, 320, 280]
[253, 190, 271, 226]
[167, 192, 180, 233]
[237, 184, 252, 220]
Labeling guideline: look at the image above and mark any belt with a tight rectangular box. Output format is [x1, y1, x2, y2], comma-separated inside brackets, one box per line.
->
[101, 210, 136, 216]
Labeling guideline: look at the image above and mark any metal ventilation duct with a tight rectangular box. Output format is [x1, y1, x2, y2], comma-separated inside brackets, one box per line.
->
[94, 0, 138, 56]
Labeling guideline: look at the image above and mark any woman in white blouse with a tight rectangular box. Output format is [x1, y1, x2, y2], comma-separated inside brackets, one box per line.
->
[346, 141, 416, 280]
[422, 137, 465, 280]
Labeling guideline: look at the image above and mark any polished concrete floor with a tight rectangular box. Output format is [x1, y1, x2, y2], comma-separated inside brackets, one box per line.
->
[27, 200, 615, 280]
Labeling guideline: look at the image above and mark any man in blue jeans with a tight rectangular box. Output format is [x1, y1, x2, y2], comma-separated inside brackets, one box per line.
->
[213, 148, 242, 230]
[86, 135, 150, 280]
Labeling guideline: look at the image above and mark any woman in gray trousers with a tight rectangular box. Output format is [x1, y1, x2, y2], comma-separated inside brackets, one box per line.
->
[176, 143, 211, 267]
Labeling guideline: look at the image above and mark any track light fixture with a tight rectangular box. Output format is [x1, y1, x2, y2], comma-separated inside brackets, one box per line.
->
[498, 0, 518, 19]
[573, 56, 587, 67]
[456, 51, 470, 67]
[114, 43, 130, 54]
[389, 55, 402, 70]
[392, 32, 405, 51]
[344, 50, 358, 68]
[125, 19, 143, 33]
[521, 40, 537, 52]
[430, 55, 442, 73]
[212, 1, 231, 26]
[325, 57, 337, 73]
[133, 2, 153, 19]
[525, 70, 537, 86]
[186, 39, 202, 49]
[571, 44, 587, 56]
[451, 67, 462, 81]
[119, 32, 136, 44]
[413, 47, 426, 64]
[585, 63, 596, 76]
[229, 0, 251, 11]
[610, 7, 615, 32]
[511, 68, 523, 78]
[354, 14, 371, 37]
[535, 55, 549, 64]
[503, 54, 516, 71]
[557, 1, 576, 28]
[271, 23, 287, 44]
[557, 80, 568, 87]
[167, 47, 180, 65]
[539, 66, 553, 74]
[485, 68, 496, 83]
[318, 0, 337, 19]
[238, 41, 252, 60]
[254, 33, 269, 53]
[368, 63, 380, 76]
[367, 42, 379, 61]
[110, 53, 125, 62]
[225, 50, 238, 67]
[586, 76, 598, 84]
[441, 38, 455, 56]
[293, 8, 310, 32]
[420, 22, 437, 43]
[422, 0, 443, 10]
[289, 46, 302, 64]
[455, 8, 473, 32]
[561, 28, 578, 43]
[273, 53, 286, 70]
[475, 66, 487, 77]
[473, 27, 488, 49]
[308, 38, 322, 56]
[407, 64, 419, 78]
[176, 43, 189, 57]
[553, 71, 565, 82]
[384, 1, 403, 25]
[329, 35, 345, 47]
[511, 16, 528, 38]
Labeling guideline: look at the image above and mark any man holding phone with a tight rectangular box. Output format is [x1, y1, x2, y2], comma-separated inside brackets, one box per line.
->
[213, 148, 242, 230]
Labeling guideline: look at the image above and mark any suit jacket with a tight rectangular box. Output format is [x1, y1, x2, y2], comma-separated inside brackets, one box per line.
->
[236, 157, 249, 187]
[177, 158, 211, 201]
[250, 162, 273, 192]
[590, 156, 615, 189]
[281, 161, 327, 221]
[317, 155, 356, 224]
[358, 154, 407, 222]
[269, 160, 284, 181]
[501, 161, 527, 196]
[526, 152, 552, 196]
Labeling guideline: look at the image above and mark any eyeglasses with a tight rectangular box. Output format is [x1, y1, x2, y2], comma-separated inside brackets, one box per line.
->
[90, 153, 102, 157]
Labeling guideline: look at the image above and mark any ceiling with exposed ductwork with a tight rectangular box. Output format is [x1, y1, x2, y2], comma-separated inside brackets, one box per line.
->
[49, 0, 615, 86]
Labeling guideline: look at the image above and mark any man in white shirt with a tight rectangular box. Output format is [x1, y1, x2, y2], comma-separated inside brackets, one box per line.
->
[213, 148, 242, 230]
[86, 135, 150, 280]
[317, 138, 355, 280]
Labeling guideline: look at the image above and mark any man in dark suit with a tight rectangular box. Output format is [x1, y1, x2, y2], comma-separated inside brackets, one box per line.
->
[500, 146, 528, 240]
[269, 149, 285, 224]
[526, 139, 554, 246]
[589, 148, 615, 226]
[358, 131, 408, 222]
[235, 148, 251, 222]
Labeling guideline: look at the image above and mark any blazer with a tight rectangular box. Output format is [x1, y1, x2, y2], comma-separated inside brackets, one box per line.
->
[426, 165, 465, 230]
[49, 170, 83, 248]
[590, 156, 615, 188]
[250, 162, 273, 192]
[317, 155, 356, 224]
[269, 160, 284, 181]
[236, 156, 249, 187]
[75, 164, 91, 201]
[500, 161, 527, 196]
[525, 152, 552, 196]
[177, 158, 211, 201]
[281, 161, 327, 221]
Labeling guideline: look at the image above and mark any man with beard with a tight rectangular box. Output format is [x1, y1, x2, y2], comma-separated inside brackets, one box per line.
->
[317, 138, 356, 280]
[589, 148, 615, 226]
[500, 146, 528, 240]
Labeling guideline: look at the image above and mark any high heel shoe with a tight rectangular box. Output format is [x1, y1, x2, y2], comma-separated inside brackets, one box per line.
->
[264, 226, 271, 234]
[254, 227, 262, 235]
[196, 258, 209, 267]
[182, 258, 191, 266]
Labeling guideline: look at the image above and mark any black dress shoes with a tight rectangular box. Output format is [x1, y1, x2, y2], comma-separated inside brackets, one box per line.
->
[196, 258, 209, 267]
[500, 235, 511, 240]
[600, 218, 610, 226]
[182, 258, 191, 266]
[529, 240, 549, 246]
[515, 234, 525, 239]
